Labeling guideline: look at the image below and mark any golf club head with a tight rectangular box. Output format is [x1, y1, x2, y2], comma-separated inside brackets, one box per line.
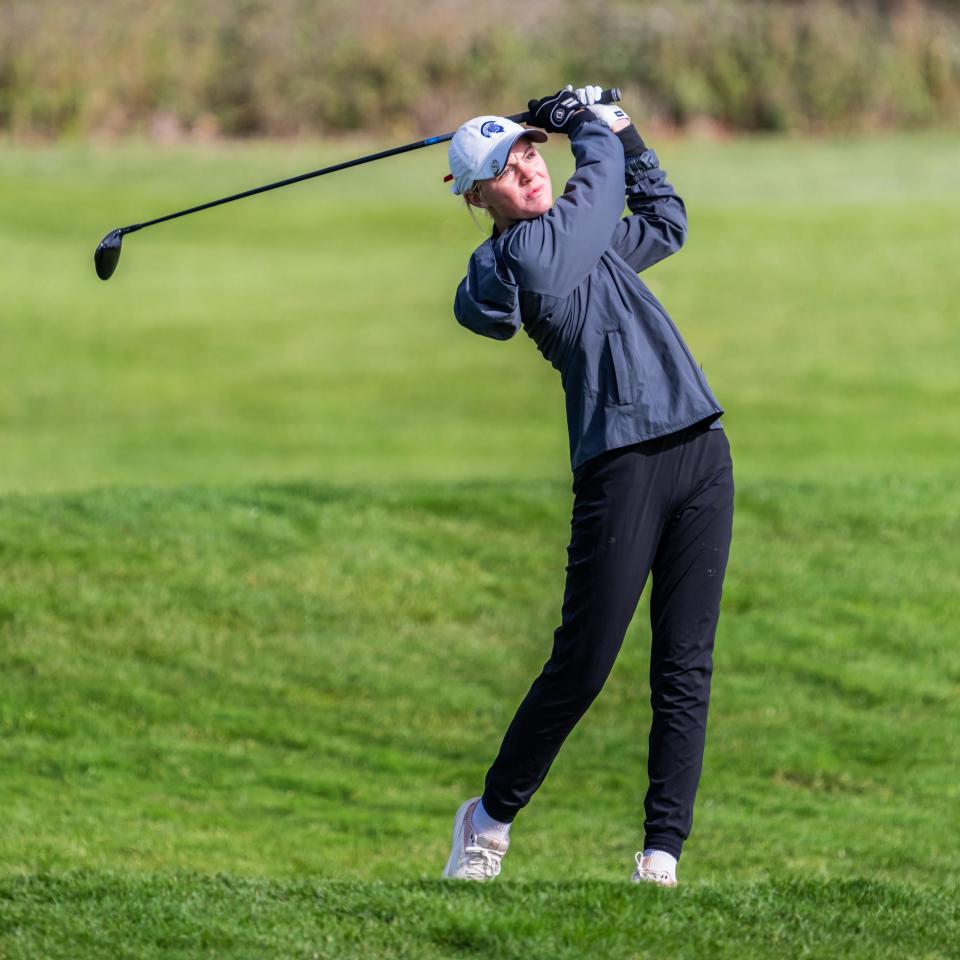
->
[94, 229, 124, 281]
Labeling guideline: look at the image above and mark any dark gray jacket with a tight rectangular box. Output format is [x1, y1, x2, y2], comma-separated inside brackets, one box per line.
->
[454, 117, 723, 472]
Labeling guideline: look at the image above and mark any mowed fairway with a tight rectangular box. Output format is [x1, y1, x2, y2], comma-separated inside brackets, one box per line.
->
[1, 134, 958, 958]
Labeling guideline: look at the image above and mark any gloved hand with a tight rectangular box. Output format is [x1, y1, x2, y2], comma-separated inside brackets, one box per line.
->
[566, 83, 603, 105]
[565, 83, 631, 131]
[526, 89, 586, 134]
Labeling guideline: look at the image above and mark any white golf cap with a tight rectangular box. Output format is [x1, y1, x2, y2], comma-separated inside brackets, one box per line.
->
[446, 116, 547, 196]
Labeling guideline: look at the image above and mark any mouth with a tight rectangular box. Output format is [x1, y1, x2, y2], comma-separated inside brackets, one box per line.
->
[526, 185, 544, 201]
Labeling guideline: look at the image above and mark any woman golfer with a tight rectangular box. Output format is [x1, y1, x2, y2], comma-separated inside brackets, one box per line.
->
[441, 86, 733, 886]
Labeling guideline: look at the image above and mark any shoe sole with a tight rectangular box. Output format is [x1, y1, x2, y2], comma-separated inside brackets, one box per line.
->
[631, 874, 678, 887]
[441, 797, 478, 879]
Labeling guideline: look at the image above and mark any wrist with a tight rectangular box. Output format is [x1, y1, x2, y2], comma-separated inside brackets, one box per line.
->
[616, 123, 647, 156]
[565, 108, 591, 137]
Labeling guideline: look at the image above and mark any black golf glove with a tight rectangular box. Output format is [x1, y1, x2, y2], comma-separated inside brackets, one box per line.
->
[526, 89, 588, 135]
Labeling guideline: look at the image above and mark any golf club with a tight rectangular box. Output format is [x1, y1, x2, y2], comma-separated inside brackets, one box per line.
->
[93, 89, 621, 281]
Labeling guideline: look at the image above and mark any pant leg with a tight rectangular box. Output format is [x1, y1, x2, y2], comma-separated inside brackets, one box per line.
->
[481, 444, 671, 823]
[643, 428, 734, 859]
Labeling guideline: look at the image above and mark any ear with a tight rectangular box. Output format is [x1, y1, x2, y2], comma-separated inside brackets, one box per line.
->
[464, 187, 487, 210]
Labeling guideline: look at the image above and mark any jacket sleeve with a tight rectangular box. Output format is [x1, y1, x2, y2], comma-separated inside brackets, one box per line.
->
[609, 131, 687, 273]
[499, 118, 626, 298]
[454, 240, 522, 341]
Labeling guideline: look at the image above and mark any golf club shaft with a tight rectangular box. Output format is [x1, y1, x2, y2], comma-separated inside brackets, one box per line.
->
[118, 88, 622, 236]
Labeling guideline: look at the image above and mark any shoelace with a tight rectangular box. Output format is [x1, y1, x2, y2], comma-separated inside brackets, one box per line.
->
[462, 841, 504, 880]
[633, 852, 675, 886]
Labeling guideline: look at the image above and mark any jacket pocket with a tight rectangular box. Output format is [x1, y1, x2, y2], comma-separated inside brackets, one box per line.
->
[604, 329, 635, 406]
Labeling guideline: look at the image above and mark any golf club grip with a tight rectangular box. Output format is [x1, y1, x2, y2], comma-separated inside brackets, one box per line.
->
[508, 87, 622, 126]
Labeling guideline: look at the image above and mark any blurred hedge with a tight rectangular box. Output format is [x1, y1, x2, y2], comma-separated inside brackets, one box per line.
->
[2, 0, 959, 138]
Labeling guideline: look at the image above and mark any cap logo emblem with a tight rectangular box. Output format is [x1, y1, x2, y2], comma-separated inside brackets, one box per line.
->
[480, 121, 505, 138]
[490, 159, 500, 175]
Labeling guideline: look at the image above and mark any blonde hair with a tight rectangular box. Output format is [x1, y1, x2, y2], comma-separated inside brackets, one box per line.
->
[463, 180, 491, 232]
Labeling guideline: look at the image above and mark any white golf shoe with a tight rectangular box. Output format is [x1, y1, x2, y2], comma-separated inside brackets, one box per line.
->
[441, 797, 509, 881]
[630, 850, 678, 887]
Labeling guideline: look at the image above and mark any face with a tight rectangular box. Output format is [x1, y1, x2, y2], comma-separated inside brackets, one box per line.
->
[467, 137, 552, 230]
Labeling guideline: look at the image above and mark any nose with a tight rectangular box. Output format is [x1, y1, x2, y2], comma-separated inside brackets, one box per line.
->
[516, 157, 536, 182]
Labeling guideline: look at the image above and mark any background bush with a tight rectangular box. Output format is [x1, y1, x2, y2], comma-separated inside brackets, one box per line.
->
[2, 0, 959, 138]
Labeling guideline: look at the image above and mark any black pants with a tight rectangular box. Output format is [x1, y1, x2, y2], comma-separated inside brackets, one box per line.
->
[481, 421, 734, 860]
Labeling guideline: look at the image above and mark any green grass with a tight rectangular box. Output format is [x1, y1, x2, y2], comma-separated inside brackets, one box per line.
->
[1, 133, 958, 494]
[2, 478, 959, 955]
[1, 132, 959, 957]
[1, 477, 958, 880]
[3, 874, 957, 959]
